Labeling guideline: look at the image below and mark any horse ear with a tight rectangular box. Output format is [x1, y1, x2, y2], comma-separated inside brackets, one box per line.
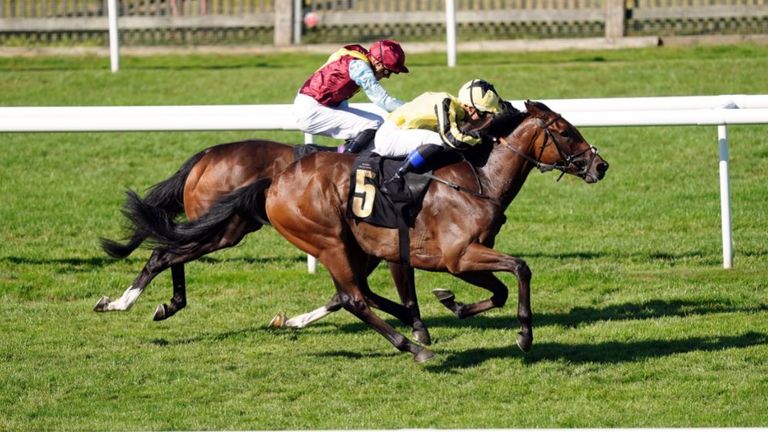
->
[524, 100, 536, 113]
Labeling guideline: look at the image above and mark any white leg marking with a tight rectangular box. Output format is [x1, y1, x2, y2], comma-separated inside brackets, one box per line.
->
[284, 306, 332, 328]
[106, 285, 142, 311]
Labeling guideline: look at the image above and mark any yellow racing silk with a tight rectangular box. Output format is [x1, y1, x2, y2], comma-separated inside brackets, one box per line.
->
[387, 92, 482, 149]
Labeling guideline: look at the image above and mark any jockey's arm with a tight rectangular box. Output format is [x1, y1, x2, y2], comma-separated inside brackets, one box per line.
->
[349, 60, 404, 113]
[436, 97, 483, 150]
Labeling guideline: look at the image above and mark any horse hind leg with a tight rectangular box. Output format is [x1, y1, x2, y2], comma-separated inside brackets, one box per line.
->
[94, 251, 190, 320]
[152, 263, 187, 321]
[94, 248, 168, 313]
[96, 216, 252, 320]
[269, 293, 344, 329]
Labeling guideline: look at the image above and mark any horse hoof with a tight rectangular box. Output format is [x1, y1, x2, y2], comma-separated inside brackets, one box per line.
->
[516, 332, 533, 353]
[93, 296, 111, 312]
[268, 312, 286, 328]
[413, 328, 432, 346]
[153, 304, 168, 321]
[413, 348, 436, 363]
[432, 288, 455, 302]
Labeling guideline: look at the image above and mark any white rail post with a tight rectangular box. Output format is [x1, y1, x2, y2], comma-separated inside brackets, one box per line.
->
[718, 124, 733, 269]
[304, 132, 318, 274]
[293, 0, 302, 44]
[107, 0, 119, 73]
[445, 0, 457, 67]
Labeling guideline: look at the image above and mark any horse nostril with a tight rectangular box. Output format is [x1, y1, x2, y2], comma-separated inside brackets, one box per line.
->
[597, 162, 609, 173]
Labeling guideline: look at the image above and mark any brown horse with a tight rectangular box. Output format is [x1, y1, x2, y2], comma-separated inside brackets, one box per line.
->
[95, 139, 432, 343]
[124, 101, 609, 362]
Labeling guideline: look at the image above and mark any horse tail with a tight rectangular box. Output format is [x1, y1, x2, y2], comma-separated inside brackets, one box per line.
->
[100, 149, 207, 259]
[124, 178, 272, 255]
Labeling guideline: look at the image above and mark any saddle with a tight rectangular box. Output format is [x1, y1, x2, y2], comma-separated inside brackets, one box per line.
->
[346, 152, 433, 264]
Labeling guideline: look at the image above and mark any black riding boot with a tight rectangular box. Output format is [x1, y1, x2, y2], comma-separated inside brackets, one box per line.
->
[384, 144, 444, 199]
[343, 129, 377, 154]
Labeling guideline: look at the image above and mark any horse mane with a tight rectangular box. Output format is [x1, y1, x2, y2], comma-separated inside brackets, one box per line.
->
[482, 109, 529, 140]
[442, 101, 552, 168]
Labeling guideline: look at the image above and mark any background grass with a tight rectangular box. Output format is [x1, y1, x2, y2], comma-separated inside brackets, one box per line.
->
[1, 44, 767, 430]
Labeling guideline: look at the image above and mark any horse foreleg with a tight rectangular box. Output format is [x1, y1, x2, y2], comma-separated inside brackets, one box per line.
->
[433, 271, 507, 319]
[152, 264, 188, 321]
[386, 262, 431, 345]
[440, 243, 533, 352]
[337, 286, 434, 363]
[320, 247, 434, 362]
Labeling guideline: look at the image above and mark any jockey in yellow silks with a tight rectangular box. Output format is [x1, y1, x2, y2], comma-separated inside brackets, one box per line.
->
[373, 79, 509, 194]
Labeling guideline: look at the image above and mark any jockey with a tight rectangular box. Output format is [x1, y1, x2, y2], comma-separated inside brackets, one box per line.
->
[293, 39, 409, 154]
[374, 79, 509, 194]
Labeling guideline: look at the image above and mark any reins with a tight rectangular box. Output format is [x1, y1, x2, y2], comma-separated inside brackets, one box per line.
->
[499, 114, 599, 181]
[420, 163, 500, 206]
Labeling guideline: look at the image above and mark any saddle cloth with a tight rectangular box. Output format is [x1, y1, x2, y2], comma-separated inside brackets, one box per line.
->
[345, 152, 432, 229]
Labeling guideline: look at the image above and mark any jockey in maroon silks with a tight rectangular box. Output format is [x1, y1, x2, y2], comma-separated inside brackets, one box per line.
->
[293, 39, 409, 153]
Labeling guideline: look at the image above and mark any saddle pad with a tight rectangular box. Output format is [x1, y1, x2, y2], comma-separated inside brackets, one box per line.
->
[345, 153, 432, 229]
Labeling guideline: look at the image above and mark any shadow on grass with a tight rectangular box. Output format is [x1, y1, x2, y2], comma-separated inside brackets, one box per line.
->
[332, 298, 768, 334]
[312, 350, 401, 360]
[147, 326, 263, 346]
[425, 331, 768, 372]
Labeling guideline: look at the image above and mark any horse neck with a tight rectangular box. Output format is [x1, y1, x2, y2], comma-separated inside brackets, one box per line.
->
[478, 121, 540, 209]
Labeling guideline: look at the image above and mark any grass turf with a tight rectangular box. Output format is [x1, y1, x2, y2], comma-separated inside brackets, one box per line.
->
[1, 43, 767, 430]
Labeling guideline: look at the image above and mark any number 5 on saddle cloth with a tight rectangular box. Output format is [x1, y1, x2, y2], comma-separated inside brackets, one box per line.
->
[346, 153, 432, 264]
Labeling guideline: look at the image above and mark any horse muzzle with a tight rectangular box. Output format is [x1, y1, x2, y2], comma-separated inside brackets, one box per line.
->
[584, 157, 609, 183]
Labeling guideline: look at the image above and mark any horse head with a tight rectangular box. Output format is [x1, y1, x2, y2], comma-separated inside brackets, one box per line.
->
[486, 100, 609, 184]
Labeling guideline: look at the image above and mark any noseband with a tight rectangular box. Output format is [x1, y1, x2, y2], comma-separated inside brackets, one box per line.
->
[499, 114, 599, 181]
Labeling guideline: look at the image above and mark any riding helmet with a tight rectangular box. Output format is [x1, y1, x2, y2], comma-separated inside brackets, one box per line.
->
[458, 79, 502, 114]
[368, 40, 409, 74]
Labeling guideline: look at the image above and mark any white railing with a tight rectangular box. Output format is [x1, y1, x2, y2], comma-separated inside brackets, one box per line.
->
[3, 95, 768, 269]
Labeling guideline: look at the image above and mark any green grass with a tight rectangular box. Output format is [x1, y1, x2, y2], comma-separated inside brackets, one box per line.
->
[1, 44, 768, 430]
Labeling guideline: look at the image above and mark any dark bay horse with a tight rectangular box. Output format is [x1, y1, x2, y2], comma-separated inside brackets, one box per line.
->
[95, 139, 432, 344]
[124, 101, 609, 362]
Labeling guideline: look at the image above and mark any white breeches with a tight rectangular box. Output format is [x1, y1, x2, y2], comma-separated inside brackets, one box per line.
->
[293, 93, 383, 140]
[373, 119, 443, 157]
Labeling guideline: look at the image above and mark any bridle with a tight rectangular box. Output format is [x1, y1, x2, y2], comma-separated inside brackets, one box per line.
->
[419, 111, 598, 203]
[498, 114, 599, 181]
